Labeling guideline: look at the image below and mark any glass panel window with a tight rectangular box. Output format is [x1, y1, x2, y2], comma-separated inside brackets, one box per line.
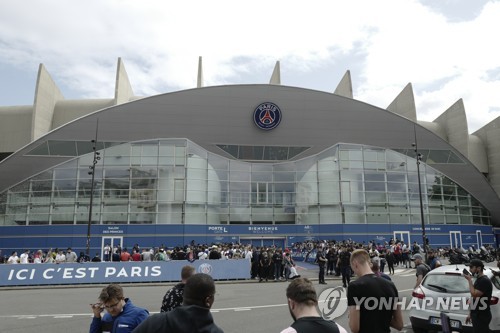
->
[365, 182, 385, 191]
[239, 146, 263, 160]
[174, 179, 184, 201]
[48, 141, 77, 156]
[27, 142, 49, 155]
[175, 146, 185, 166]
[263, 146, 288, 160]
[427, 150, 450, 164]
[387, 182, 406, 192]
[448, 152, 464, 164]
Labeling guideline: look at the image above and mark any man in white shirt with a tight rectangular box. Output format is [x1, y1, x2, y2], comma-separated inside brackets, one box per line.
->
[55, 249, 66, 263]
[7, 251, 19, 264]
[198, 248, 208, 260]
[244, 246, 253, 260]
[19, 249, 30, 264]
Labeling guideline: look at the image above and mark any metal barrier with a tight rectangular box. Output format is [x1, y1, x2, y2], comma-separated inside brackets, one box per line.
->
[0, 259, 251, 286]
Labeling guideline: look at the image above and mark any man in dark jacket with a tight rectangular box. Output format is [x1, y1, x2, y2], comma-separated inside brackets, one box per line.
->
[90, 284, 149, 333]
[132, 273, 224, 333]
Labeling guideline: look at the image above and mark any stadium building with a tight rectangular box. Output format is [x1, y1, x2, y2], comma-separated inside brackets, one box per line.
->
[0, 57, 499, 255]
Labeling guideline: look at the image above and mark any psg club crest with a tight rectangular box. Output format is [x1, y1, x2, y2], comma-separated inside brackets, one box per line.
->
[253, 102, 282, 130]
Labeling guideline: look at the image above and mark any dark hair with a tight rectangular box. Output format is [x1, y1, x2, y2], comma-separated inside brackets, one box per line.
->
[99, 284, 124, 303]
[181, 265, 196, 280]
[183, 273, 215, 307]
[286, 278, 317, 306]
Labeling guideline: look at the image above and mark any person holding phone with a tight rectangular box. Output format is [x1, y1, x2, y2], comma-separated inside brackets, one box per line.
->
[464, 259, 493, 333]
[90, 284, 149, 333]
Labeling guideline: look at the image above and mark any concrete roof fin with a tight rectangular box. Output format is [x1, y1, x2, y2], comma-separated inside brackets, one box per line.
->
[433, 98, 469, 157]
[386, 83, 416, 121]
[269, 61, 281, 85]
[32, 64, 64, 140]
[197, 56, 204, 88]
[333, 70, 353, 98]
[114, 57, 134, 105]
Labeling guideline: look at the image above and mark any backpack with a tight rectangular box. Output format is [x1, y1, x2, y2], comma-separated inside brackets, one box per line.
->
[419, 263, 431, 277]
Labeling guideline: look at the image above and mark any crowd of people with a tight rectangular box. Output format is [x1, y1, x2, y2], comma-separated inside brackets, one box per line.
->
[0, 237, 453, 289]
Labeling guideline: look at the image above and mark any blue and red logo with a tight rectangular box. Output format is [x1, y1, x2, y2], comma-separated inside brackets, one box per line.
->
[253, 102, 282, 130]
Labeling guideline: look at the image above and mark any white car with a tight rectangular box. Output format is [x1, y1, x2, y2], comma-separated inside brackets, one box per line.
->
[409, 264, 500, 333]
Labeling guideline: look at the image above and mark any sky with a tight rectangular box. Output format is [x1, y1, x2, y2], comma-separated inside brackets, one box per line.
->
[0, 0, 499, 133]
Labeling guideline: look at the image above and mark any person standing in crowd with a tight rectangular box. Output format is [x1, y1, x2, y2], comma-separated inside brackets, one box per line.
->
[393, 242, 402, 266]
[259, 248, 272, 282]
[371, 259, 391, 281]
[326, 245, 338, 276]
[401, 244, 410, 268]
[19, 249, 30, 264]
[160, 265, 195, 312]
[315, 246, 327, 284]
[112, 249, 121, 262]
[337, 246, 351, 288]
[347, 249, 403, 333]
[385, 248, 395, 275]
[413, 253, 430, 288]
[66, 248, 77, 263]
[279, 277, 347, 333]
[90, 284, 149, 333]
[464, 259, 493, 333]
[251, 247, 260, 279]
[426, 250, 441, 270]
[379, 248, 387, 273]
[33, 250, 44, 263]
[153, 248, 165, 261]
[209, 245, 221, 259]
[55, 249, 66, 263]
[198, 247, 209, 260]
[244, 245, 253, 262]
[120, 248, 131, 261]
[78, 251, 90, 263]
[132, 273, 224, 333]
[91, 253, 102, 262]
[141, 248, 152, 262]
[103, 244, 111, 262]
[272, 248, 284, 281]
[7, 251, 19, 264]
[131, 249, 141, 262]
[44, 249, 55, 263]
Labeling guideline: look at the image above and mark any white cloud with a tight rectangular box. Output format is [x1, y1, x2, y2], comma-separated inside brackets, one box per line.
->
[0, 0, 499, 132]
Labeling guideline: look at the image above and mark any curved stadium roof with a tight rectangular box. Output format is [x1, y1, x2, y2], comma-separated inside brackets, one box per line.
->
[0, 83, 499, 225]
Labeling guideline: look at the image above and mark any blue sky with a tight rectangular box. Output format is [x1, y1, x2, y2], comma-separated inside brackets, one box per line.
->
[0, 0, 499, 132]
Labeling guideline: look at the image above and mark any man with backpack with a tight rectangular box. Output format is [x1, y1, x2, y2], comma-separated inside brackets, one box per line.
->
[413, 253, 430, 288]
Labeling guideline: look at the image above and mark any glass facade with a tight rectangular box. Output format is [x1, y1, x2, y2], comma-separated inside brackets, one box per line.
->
[0, 139, 491, 226]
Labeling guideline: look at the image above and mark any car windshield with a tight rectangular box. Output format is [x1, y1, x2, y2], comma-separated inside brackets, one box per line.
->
[423, 273, 469, 293]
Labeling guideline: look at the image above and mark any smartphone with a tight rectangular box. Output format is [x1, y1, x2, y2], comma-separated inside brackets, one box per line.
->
[92, 303, 104, 311]
[462, 268, 470, 276]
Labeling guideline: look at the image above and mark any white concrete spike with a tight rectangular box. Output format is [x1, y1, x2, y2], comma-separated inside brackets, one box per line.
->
[269, 61, 281, 85]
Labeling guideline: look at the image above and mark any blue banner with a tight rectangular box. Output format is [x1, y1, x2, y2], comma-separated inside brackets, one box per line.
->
[0, 260, 251, 287]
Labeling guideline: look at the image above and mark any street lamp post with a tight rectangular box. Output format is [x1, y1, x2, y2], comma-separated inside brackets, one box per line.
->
[413, 124, 428, 261]
[86, 121, 100, 257]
